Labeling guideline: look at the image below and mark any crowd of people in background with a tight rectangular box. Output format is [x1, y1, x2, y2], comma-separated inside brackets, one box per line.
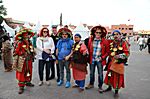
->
[0, 24, 150, 98]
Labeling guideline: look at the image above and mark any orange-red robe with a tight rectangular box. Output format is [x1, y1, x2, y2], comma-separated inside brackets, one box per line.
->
[104, 40, 129, 89]
[14, 40, 34, 87]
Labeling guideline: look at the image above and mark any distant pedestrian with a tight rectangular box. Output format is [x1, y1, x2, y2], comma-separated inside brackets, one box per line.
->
[1, 35, 13, 72]
[137, 36, 145, 51]
[147, 36, 150, 54]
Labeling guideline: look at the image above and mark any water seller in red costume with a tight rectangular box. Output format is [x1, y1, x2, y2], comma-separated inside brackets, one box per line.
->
[104, 30, 129, 97]
[13, 27, 35, 94]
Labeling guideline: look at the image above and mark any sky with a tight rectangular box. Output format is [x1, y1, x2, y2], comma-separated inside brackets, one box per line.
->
[3, 0, 150, 31]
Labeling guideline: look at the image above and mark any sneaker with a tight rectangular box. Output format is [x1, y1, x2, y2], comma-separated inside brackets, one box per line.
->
[78, 88, 84, 92]
[38, 81, 43, 86]
[72, 85, 79, 88]
[124, 63, 128, 66]
[57, 78, 60, 82]
[98, 87, 103, 93]
[46, 81, 50, 86]
[57, 80, 63, 86]
[65, 81, 71, 88]
[85, 84, 94, 89]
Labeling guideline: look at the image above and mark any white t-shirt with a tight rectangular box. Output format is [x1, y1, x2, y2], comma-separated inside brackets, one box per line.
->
[137, 37, 145, 45]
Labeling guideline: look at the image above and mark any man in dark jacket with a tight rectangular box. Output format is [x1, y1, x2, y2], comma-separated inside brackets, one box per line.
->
[147, 36, 150, 54]
[50, 25, 60, 82]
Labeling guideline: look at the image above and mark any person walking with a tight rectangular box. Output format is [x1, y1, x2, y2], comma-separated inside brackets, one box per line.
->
[85, 25, 109, 93]
[12, 27, 35, 94]
[104, 30, 129, 98]
[56, 28, 74, 88]
[147, 36, 150, 54]
[36, 27, 55, 86]
[1, 35, 13, 72]
[137, 36, 145, 51]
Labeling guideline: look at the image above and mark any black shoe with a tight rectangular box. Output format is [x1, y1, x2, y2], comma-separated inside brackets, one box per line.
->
[114, 93, 119, 98]
[26, 83, 34, 87]
[49, 76, 55, 80]
[57, 78, 60, 82]
[85, 84, 94, 89]
[18, 87, 24, 94]
[104, 86, 112, 92]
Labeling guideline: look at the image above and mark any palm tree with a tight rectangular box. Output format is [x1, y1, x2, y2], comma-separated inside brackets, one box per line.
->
[0, 0, 7, 16]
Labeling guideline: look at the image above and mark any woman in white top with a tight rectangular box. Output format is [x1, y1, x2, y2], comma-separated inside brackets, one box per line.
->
[36, 27, 55, 86]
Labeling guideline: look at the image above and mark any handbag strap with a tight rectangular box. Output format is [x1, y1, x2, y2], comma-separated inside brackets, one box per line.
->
[42, 40, 44, 48]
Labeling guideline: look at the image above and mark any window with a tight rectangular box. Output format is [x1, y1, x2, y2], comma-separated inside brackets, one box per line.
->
[129, 28, 133, 30]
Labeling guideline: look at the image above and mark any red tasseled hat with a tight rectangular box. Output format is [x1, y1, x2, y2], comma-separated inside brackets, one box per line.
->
[15, 27, 35, 41]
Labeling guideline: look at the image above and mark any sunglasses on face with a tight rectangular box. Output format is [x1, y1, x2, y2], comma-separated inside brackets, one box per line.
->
[43, 31, 48, 33]
[95, 32, 102, 34]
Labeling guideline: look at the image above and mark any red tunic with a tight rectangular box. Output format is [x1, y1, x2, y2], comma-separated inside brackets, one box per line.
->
[104, 40, 129, 89]
[14, 40, 34, 87]
[72, 43, 87, 81]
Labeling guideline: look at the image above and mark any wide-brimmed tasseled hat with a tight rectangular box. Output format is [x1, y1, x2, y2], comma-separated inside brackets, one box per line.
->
[90, 25, 107, 38]
[15, 27, 34, 41]
[57, 28, 72, 38]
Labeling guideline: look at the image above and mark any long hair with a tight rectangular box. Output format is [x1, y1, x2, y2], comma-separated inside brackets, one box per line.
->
[39, 27, 50, 37]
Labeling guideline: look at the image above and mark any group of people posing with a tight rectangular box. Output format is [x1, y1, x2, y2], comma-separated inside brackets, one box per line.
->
[9, 25, 130, 98]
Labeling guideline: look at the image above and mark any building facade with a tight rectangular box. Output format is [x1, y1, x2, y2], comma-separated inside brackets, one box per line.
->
[111, 24, 134, 36]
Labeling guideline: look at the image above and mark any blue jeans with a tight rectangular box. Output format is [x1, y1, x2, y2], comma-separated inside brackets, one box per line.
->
[75, 80, 85, 89]
[58, 60, 71, 82]
[89, 61, 103, 88]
